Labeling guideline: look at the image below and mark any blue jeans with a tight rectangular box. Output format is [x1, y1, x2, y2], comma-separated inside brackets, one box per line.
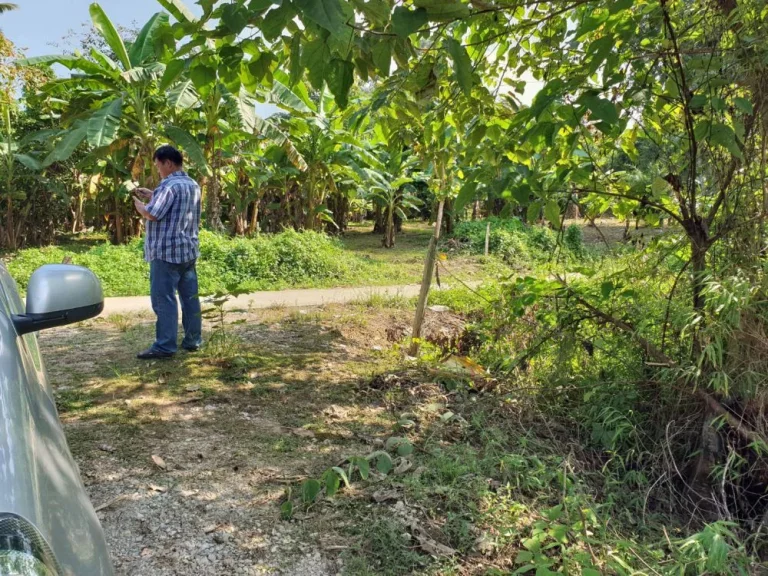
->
[149, 259, 202, 354]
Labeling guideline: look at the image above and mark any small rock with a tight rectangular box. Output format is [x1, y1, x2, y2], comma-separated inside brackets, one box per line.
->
[428, 305, 450, 313]
[214, 532, 231, 545]
[98, 444, 115, 453]
[371, 345, 383, 351]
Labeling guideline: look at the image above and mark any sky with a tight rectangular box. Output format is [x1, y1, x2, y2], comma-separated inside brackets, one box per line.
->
[3, 0, 184, 56]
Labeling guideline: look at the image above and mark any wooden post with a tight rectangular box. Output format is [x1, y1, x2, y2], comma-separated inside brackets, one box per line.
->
[484, 220, 490, 256]
[409, 200, 445, 356]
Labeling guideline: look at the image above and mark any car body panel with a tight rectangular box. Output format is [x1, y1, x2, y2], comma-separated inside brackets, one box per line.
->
[0, 263, 113, 575]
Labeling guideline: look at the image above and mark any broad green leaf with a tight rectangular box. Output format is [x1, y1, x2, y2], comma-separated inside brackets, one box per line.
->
[371, 39, 392, 77]
[13, 154, 42, 171]
[270, 80, 313, 114]
[544, 199, 561, 229]
[350, 456, 370, 480]
[530, 79, 564, 119]
[87, 98, 123, 148]
[734, 97, 753, 115]
[445, 38, 473, 96]
[350, 0, 390, 26]
[43, 124, 88, 167]
[608, 0, 633, 13]
[515, 550, 534, 564]
[164, 125, 210, 174]
[583, 94, 619, 128]
[156, 0, 197, 23]
[260, 2, 295, 41]
[251, 116, 308, 171]
[709, 122, 743, 159]
[694, 119, 711, 141]
[289, 34, 302, 86]
[168, 80, 199, 110]
[225, 88, 256, 132]
[651, 176, 671, 198]
[294, 0, 349, 37]
[392, 6, 428, 37]
[689, 94, 707, 110]
[454, 180, 478, 212]
[327, 58, 355, 109]
[585, 35, 613, 75]
[303, 39, 332, 91]
[89, 48, 119, 72]
[17, 55, 108, 77]
[190, 63, 216, 91]
[129, 12, 170, 66]
[324, 470, 341, 496]
[280, 500, 293, 519]
[247, 51, 276, 84]
[221, 3, 249, 35]
[331, 466, 351, 488]
[414, 0, 469, 20]
[527, 200, 542, 223]
[300, 478, 321, 503]
[601, 281, 614, 299]
[160, 59, 187, 91]
[376, 452, 393, 474]
[89, 3, 132, 70]
[121, 63, 166, 84]
[249, 0, 274, 13]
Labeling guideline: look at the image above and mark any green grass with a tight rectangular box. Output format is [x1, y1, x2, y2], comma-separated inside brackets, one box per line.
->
[5, 222, 490, 297]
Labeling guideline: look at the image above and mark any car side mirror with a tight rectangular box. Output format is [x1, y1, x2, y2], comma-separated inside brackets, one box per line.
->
[12, 264, 104, 335]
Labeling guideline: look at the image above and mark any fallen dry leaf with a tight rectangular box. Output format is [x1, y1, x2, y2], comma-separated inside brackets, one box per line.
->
[372, 489, 399, 503]
[148, 484, 167, 493]
[417, 534, 456, 557]
[185, 384, 200, 392]
[151, 455, 167, 470]
[394, 459, 413, 475]
[203, 524, 219, 534]
[94, 494, 131, 513]
[291, 428, 315, 439]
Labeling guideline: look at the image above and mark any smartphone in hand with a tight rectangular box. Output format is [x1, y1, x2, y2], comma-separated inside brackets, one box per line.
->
[135, 187, 153, 201]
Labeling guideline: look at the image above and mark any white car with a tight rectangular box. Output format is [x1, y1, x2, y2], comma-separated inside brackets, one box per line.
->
[0, 263, 113, 575]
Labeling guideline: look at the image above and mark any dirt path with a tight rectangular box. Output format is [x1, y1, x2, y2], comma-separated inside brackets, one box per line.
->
[40, 301, 443, 575]
[101, 283, 469, 316]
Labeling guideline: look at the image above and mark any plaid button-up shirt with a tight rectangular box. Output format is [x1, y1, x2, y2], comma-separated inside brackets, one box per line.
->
[144, 171, 202, 264]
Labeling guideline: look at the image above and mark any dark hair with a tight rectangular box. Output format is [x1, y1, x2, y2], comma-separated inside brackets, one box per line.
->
[153, 145, 183, 166]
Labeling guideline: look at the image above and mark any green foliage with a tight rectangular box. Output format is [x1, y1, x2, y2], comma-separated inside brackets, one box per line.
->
[451, 218, 582, 266]
[7, 230, 370, 297]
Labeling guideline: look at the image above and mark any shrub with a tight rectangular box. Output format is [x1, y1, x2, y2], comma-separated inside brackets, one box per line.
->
[451, 217, 578, 265]
[7, 230, 367, 297]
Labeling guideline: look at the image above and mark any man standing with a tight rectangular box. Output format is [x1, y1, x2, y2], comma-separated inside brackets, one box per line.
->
[133, 145, 203, 359]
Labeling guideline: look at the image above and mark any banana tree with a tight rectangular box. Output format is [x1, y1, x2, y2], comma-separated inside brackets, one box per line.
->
[19, 3, 175, 242]
[363, 148, 422, 248]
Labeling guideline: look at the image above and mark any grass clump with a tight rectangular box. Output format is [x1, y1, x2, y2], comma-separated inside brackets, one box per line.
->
[450, 217, 586, 265]
[7, 229, 367, 297]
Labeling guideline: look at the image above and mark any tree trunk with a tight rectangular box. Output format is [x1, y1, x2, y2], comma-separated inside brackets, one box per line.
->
[410, 200, 445, 356]
[484, 220, 491, 256]
[564, 202, 581, 220]
[373, 204, 385, 233]
[248, 200, 259, 236]
[383, 205, 395, 248]
[472, 200, 480, 221]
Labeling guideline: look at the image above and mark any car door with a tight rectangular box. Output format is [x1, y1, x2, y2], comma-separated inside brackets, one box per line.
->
[0, 263, 114, 575]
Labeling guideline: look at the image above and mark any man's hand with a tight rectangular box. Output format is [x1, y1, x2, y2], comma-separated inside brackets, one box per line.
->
[134, 187, 153, 201]
[133, 196, 157, 221]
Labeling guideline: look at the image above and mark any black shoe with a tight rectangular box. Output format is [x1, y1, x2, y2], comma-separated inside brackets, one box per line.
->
[137, 348, 174, 360]
[182, 345, 201, 353]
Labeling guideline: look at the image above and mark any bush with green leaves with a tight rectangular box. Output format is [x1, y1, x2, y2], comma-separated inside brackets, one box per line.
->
[450, 218, 583, 265]
[6, 229, 367, 297]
